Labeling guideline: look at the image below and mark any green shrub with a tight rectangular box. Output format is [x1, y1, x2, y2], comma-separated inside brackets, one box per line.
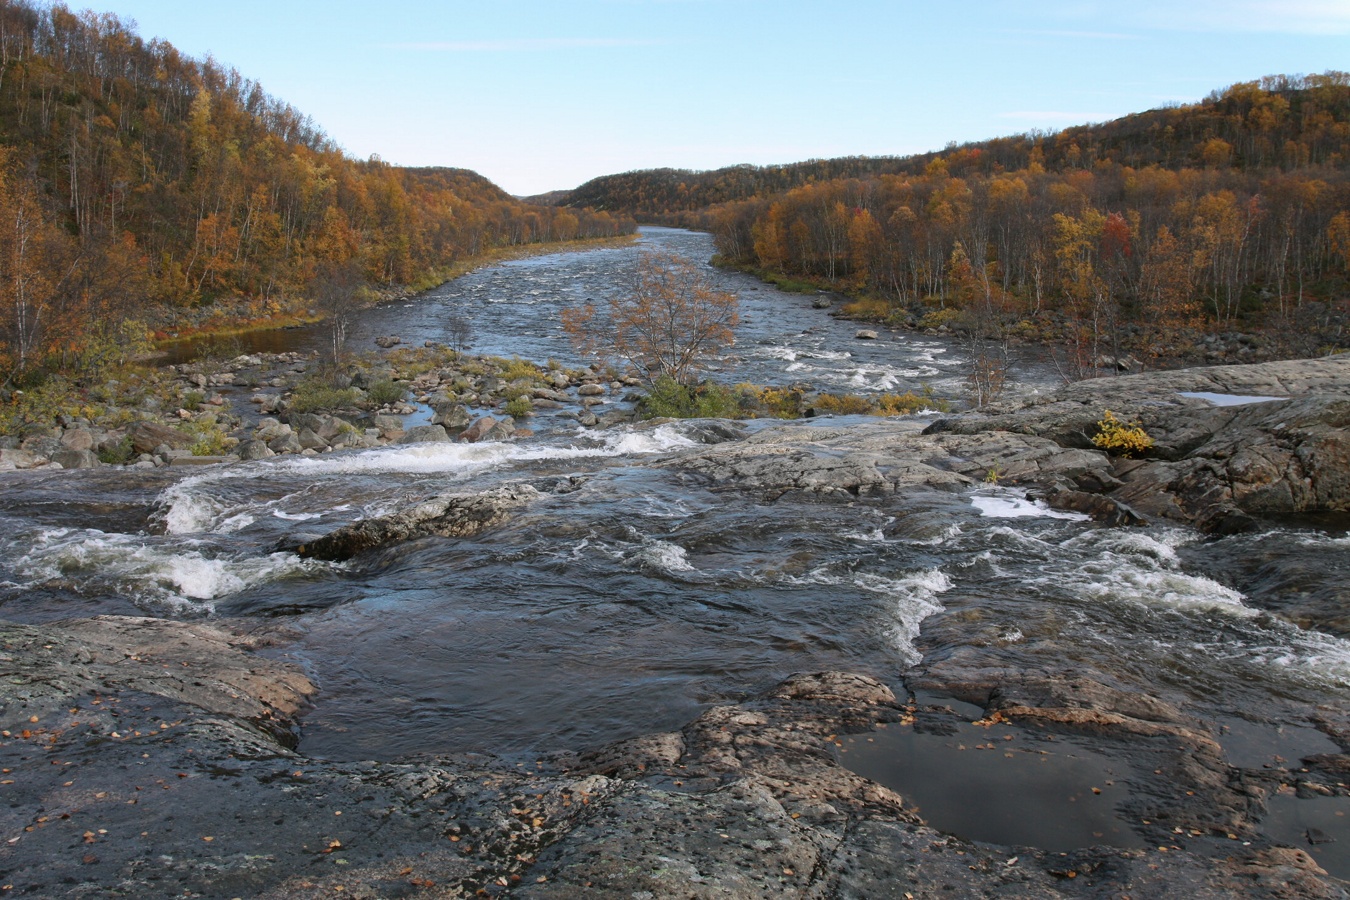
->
[182, 390, 205, 411]
[179, 416, 233, 457]
[364, 378, 406, 408]
[1092, 410, 1154, 457]
[504, 396, 532, 418]
[639, 378, 742, 419]
[289, 378, 363, 413]
[97, 435, 136, 465]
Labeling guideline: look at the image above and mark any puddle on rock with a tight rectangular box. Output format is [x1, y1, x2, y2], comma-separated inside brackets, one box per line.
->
[1264, 794, 1350, 880]
[1215, 716, 1341, 769]
[834, 718, 1144, 851]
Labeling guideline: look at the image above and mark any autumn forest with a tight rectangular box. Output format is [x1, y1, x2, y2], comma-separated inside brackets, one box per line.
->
[1, 0, 1348, 389]
[548, 73, 1350, 367]
[0, 0, 633, 384]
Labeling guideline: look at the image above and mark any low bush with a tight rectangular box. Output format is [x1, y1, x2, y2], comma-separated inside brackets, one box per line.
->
[811, 393, 874, 416]
[364, 378, 406, 408]
[1092, 410, 1154, 457]
[289, 378, 363, 413]
[639, 378, 742, 419]
[874, 390, 949, 415]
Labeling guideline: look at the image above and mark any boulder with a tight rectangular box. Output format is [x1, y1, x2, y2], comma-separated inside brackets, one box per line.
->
[430, 401, 470, 430]
[296, 427, 328, 451]
[267, 433, 302, 455]
[237, 440, 275, 461]
[50, 448, 101, 469]
[483, 416, 516, 441]
[855, 329, 878, 340]
[925, 356, 1350, 531]
[374, 335, 402, 348]
[577, 383, 606, 397]
[0, 448, 42, 470]
[128, 421, 192, 455]
[459, 416, 500, 443]
[59, 428, 96, 452]
[399, 424, 451, 444]
[295, 483, 541, 561]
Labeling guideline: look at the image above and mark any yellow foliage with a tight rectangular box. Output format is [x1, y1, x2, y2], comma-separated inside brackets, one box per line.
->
[812, 393, 874, 415]
[1092, 410, 1154, 457]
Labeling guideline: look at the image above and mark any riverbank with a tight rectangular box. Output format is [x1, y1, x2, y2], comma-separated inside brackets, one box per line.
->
[147, 233, 639, 352]
[711, 256, 1350, 373]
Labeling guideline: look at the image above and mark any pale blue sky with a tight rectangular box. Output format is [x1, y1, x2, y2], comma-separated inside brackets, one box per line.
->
[83, 0, 1350, 196]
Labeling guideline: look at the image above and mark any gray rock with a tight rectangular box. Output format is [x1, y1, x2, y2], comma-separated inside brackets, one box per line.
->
[855, 329, 879, 340]
[267, 433, 302, 454]
[577, 382, 606, 397]
[669, 419, 1110, 499]
[0, 613, 1338, 899]
[399, 424, 451, 444]
[484, 416, 516, 441]
[372, 414, 405, 437]
[128, 420, 192, 455]
[59, 427, 96, 452]
[430, 401, 470, 430]
[237, 440, 276, 460]
[460, 416, 500, 443]
[50, 448, 101, 469]
[295, 483, 541, 561]
[296, 427, 329, 451]
[925, 355, 1350, 531]
[169, 455, 236, 466]
[0, 448, 42, 470]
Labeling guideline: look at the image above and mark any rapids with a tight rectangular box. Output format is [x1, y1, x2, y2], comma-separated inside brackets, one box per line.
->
[2, 228, 1347, 863]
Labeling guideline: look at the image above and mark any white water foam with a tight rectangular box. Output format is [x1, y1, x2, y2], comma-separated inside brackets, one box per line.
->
[634, 540, 697, 575]
[971, 488, 1091, 521]
[1056, 528, 1252, 616]
[12, 528, 332, 614]
[157, 425, 700, 535]
[788, 566, 952, 667]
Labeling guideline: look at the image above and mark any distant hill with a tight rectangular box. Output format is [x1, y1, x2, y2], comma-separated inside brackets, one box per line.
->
[542, 73, 1350, 222]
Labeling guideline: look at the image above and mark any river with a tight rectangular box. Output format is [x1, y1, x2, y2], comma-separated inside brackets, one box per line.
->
[2, 228, 1348, 868]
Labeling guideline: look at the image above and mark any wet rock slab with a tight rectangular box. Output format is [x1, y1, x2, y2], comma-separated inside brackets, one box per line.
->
[3, 618, 1347, 897]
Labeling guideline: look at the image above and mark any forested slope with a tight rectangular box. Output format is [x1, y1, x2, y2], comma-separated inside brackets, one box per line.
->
[549, 74, 1350, 361]
[0, 1, 633, 383]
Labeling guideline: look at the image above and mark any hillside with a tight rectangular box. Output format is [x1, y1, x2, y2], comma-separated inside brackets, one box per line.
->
[0, 1, 634, 384]
[546, 73, 1350, 363]
[545, 73, 1350, 221]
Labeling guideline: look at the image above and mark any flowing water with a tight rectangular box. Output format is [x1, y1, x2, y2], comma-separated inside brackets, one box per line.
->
[3, 228, 1347, 857]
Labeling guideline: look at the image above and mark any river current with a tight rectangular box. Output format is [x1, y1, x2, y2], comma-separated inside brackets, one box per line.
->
[2, 229, 1348, 858]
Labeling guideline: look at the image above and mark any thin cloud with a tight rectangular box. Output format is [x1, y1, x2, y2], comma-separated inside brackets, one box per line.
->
[385, 38, 664, 52]
[1137, 0, 1350, 34]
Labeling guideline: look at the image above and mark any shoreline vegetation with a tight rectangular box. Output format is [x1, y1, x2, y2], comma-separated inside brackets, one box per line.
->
[147, 232, 638, 350]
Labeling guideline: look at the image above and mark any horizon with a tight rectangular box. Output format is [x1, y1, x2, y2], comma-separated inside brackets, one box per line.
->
[79, 0, 1350, 197]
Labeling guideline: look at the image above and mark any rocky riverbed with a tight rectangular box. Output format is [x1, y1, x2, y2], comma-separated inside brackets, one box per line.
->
[2, 355, 1349, 897]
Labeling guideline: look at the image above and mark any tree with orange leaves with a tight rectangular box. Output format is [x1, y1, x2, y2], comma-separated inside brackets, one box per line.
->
[561, 249, 738, 386]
